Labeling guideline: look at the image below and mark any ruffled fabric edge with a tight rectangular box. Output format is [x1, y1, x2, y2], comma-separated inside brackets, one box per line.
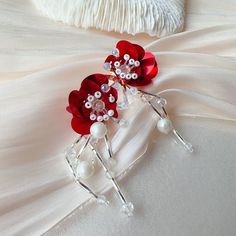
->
[32, 0, 185, 37]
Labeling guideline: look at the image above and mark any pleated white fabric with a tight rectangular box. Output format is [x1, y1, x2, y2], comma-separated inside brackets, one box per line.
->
[0, 23, 236, 235]
[31, 0, 185, 37]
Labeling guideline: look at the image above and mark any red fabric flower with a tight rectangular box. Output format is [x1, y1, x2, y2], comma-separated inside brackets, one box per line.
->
[104, 40, 158, 86]
[67, 74, 118, 135]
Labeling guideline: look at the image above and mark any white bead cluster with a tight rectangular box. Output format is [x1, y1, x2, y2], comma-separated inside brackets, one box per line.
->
[84, 85, 115, 122]
[104, 50, 141, 81]
[113, 53, 140, 80]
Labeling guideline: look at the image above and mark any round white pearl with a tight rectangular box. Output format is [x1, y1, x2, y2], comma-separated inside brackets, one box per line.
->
[134, 61, 140, 67]
[129, 59, 135, 65]
[115, 68, 121, 75]
[108, 109, 114, 117]
[90, 114, 96, 121]
[109, 95, 115, 103]
[126, 74, 131, 80]
[94, 91, 102, 98]
[157, 118, 173, 134]
[131, 73, 138, 79]
[123, 54, 130, 61]
[114, 61, 120, 67]
[85, 102, 92, 109]
[103, 114, 109, 121]
[90, 122, 107, 139]
[120, 73, 126, 79]
[97, 115, 103, 122]
[87, 95, 94, 102]
[77, 161, 95, 179]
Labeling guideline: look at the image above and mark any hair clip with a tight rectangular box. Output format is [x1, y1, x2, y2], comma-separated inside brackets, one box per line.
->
[65, 41, 193, 217]
[65, 74, 134, 216]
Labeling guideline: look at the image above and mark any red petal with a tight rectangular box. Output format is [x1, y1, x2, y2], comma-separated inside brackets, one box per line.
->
[68, 90, 87, 117]
[66, 106, 72, 113]
[71, 116, 93, 135]
[116, 40, 139, 60]
[141, 52, 158, 78]
[69, 90, 86, 107]
[133, 43, 145, 60]
[81, 77, 100, 95]
[105, 55, 116, 64]
[86, 74, 109, 86]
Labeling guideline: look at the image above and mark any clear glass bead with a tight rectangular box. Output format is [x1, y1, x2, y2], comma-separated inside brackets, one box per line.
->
[96, 195, 109, 206]
[119, 64, 131, 74]
[141, 94, 153, 102]
[112, 82, 122, 90]
[92, 100, 105, 111]
[101, 84, 110, 93]
[65, 147, 77, 162]
[118, 119, 129, 127]
[121, 202, 134, 217]
[117, 101, 129, 110]
[156, 97, 167, 107]
[112, 48, 119, 57]
[103, 62, 111, 71]
[128, 87, 138, 95]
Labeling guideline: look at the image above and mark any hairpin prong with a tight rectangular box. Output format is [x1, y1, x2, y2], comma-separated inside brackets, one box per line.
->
[171, 129, 194, 153]
[89, 143, 134, 216]
[76, 135, 91, 159]
[104, 134, 113, 159]
[76, 179, 109, 206]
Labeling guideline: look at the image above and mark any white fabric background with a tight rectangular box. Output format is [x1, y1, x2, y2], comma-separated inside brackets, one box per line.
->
[0, 1, 236, 236]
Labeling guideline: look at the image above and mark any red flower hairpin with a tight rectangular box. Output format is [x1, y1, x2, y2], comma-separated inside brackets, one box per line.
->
[67, 74, 118, 135]
[104, 40, 158, 86]
[65, 40, 193, 217]
[66, 74, 133, 216]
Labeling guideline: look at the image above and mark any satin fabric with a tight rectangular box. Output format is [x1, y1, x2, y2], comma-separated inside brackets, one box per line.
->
[0, 24, 236, 235]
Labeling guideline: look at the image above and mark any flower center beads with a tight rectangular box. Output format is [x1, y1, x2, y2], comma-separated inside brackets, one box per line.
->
[84, 84, 115, 122]
[104, 51, 140, 81]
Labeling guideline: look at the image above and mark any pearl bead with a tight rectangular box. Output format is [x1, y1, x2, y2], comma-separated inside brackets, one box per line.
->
[114, 61, 120, 67]
[120, 73, 126, 79]
[134, 61, 140, 67]
[94, 91, 102, 98]
[126, 74, 131, 80]
[85, 102, 92, 109]
[90, 114, 96, 121]
[90, 122, 107, 139]
[97, 116, 103, 122]
[123, 54, 130, 61]
[131, 73, 138, 79]
[129, 59, 135, 65]
[87, 95, 94, 102]
[109, 95, 115, 103]
[157, 118, 173, 134]
[103, 114, 109, 121]
[108, 109, 114, 117]
[115, 68, 121, 75]
[77, 161, 95, 179]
